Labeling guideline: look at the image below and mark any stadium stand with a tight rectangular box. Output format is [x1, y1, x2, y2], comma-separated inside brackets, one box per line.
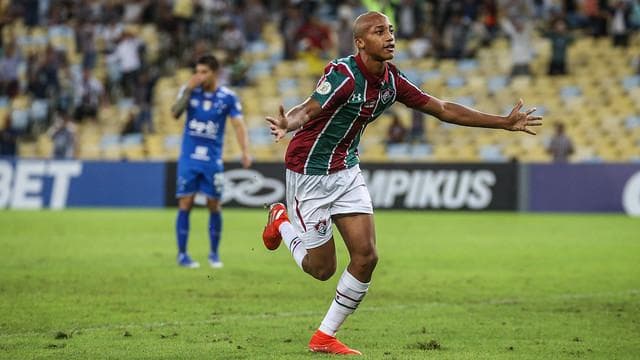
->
[1, 1, 639, 163]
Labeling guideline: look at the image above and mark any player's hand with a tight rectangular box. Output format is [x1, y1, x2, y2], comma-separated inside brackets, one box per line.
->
[505, 99, 543, 135]
[241, 153, 252, 168]
[265, 105, 288, 142]
[186, 74, 205, 90]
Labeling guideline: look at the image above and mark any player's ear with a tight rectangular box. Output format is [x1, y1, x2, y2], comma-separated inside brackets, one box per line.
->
[355, 37, 364, 50]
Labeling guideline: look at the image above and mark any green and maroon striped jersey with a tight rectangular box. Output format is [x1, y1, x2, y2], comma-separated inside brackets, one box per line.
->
[286, 54, 431, 175]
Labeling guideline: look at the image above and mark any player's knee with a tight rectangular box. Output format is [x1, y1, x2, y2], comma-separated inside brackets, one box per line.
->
[309, 263, 336, 281]
[179, 202, 193, 211]
[352, 250, 378, 272]
[207, 200, 221, 212]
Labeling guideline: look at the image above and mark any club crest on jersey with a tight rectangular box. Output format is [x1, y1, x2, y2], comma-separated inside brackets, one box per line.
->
[316, 81, 332, 95]
[203, 100, 212, 111]
[314, 219, 328, 236]
[381, 88, 395, 104]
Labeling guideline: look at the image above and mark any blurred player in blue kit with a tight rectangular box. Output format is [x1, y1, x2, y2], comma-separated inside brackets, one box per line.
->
[171, 55, 251, 268]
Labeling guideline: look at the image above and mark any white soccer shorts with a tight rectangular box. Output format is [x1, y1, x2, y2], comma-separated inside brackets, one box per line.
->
[285, 165, 373, 249]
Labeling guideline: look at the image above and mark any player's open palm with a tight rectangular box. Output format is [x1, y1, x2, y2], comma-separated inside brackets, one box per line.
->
[266, 105, 288, 142]
[505, 99, 543, 135]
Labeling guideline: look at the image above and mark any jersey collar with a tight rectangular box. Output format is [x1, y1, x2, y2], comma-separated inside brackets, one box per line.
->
[355, 53, 389, 88]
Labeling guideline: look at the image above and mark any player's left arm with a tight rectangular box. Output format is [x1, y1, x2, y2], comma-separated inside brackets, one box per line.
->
[418, 97, 543, 135]
[229, 115, 251, 168]
[396, 70, 542, 135]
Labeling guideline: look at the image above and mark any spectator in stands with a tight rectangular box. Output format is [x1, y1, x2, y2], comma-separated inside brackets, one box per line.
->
[133, 69, 156, 133]
[481, 0, 499, 39]
[27, 45, 60, 101]
[501, 15, 533, 78]
[547, 122, 574, 162]
[113, 29, 143, 98]
[280, 4, 304, 60]
[73, 68, 105, 122]
[225, 49, 250, 87]
[76, 18, 98, 70]
[408, 110, 426, 144]
[243, 0, 268, 42]
[610, 1, 632, 47]
[441, 11, 470, 59]
[173, 0, 194, 45]
[0, 114, 17, 157]
[98, 14, 124, 54]
[0, 41, 21, 98]
[48, 112, 77, 159]
[544, 18, 574, 75]
[583, 0, 609, 37]
[296, 15, 333, 58]
[395, 0, 422, 39]
[336, 5, 356, 57]
[386, 112, 408, 146]
[220, 19, 247, 56]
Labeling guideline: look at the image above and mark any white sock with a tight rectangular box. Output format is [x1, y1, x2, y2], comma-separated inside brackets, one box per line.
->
[279, 222, 306, 270]
[318, 269, 370, 336]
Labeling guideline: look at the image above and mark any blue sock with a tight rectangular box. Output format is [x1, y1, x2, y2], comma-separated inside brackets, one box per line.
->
[209, 211, 222, 255]
[176, 209, 190, 254]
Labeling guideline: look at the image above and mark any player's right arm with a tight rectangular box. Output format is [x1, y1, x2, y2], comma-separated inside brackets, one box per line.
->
[265, 99, 322, 142]
[171, 74, 203, 119]
[266, 61, 353, 142]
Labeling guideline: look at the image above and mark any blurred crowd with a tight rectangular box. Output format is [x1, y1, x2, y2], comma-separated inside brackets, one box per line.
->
[1, 0, 639, 160]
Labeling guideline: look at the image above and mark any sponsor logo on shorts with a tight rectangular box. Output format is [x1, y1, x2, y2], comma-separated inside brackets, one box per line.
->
[314, 219, 328, 236]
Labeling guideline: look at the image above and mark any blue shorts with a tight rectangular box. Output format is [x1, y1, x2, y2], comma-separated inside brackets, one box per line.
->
[176, 165, 223, 199]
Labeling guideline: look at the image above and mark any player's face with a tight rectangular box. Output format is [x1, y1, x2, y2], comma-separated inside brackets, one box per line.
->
[195, 64, 217, 89]
[357, 16, 395, 61]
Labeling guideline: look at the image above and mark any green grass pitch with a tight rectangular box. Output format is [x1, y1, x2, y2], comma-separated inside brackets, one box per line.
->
[0, 209, 638, 359]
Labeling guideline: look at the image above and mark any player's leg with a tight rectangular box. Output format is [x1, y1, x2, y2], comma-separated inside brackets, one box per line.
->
[200, 171, 224, 268]
[263, 169, 337, 280]
[308, 214, 375, 356]
[335, 213, 377, 282]
[310, 166, 375, 355]
[206, 197, 223, 268]
[175, 165, 199, 268]
[176, 195, 199, 268]
[264, 203, 337, 280]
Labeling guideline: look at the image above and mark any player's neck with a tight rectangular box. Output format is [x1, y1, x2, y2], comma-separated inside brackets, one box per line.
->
[202, 81, 217, 92]
[357, 52, 386, 77]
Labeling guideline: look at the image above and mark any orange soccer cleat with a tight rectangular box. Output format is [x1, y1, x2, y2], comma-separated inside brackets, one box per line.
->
[308, 330, 362, 356]
[262, 203, 289, 250]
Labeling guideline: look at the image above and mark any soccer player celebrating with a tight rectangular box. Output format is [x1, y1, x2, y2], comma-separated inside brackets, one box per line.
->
[171, 55, 251, 268]
[263, 11, 542, 355]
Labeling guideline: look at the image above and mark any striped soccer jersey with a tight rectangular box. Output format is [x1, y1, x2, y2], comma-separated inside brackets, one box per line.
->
[285, 54, 431, 175]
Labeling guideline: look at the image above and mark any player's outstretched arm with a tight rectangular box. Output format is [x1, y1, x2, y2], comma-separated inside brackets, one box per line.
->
[418, 97, 543, 135]
[265, 98, 322, 142]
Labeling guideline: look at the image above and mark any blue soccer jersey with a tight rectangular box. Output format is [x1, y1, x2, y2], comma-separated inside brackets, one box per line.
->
[176, 85, 242, 198]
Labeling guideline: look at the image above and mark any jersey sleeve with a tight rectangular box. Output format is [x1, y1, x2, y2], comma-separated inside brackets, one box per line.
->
[228, 93, 243, 118]
[395, 71, 431, 109]
[311, 63, 354, 110]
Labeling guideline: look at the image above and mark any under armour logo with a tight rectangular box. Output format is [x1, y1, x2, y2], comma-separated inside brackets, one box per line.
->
[349, 93, 363, 103]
